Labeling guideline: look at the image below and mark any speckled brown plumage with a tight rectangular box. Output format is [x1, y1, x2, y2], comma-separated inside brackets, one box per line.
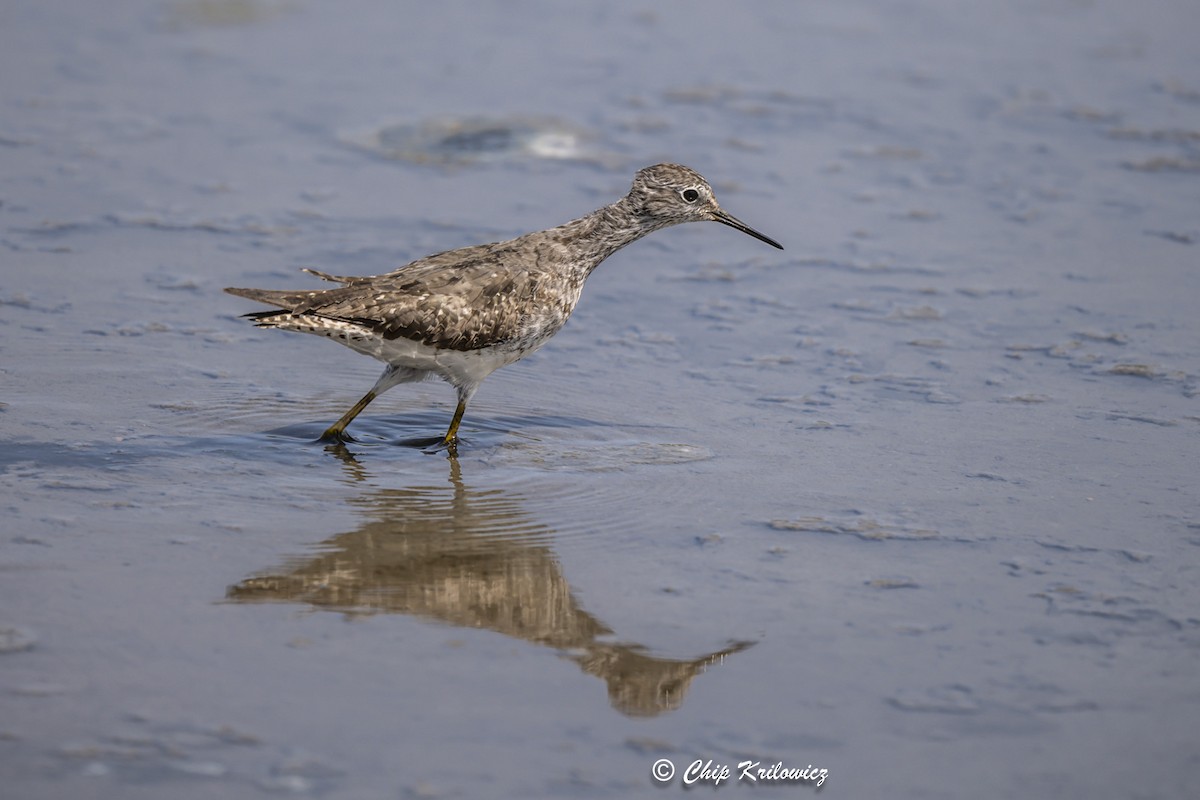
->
[225, 164, 783, 450]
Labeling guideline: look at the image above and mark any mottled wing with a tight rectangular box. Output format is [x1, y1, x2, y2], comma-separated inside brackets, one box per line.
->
[227, 237, 574, 352]
[329, 241, 562, 351]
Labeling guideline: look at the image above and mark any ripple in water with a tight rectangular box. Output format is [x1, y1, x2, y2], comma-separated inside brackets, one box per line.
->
[338, 115, 600, 166]
[488, 439, 713, 472]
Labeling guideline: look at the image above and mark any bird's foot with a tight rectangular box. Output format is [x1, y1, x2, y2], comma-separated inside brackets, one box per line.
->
[318, 427, 356, 444]
[422, 436, 460, 457]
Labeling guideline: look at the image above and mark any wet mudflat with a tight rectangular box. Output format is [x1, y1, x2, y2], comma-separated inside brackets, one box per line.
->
[2, 1, 1198, 797]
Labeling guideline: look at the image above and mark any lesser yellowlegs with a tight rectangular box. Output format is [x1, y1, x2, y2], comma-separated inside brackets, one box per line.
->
[226, 164, 782, 450]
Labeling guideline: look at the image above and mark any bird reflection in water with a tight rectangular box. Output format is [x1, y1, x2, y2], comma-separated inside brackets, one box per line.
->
[227, 446, 753, 717]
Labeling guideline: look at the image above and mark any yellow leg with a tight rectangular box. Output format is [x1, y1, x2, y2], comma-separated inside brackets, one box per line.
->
[321, 390, 377, 441]
[441, 397, 468, 447]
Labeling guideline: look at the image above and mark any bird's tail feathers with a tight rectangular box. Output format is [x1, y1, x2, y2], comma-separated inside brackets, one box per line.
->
[301, 267, 364, 284]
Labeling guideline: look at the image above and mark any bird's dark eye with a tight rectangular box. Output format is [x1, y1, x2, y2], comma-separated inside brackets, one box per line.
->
[681, 188, 700, 203]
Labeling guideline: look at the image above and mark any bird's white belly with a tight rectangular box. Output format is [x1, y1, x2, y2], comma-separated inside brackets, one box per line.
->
[372, 333, 543, 387]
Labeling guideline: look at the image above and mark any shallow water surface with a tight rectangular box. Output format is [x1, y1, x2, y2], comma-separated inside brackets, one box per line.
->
[2, 1, 1199, 798]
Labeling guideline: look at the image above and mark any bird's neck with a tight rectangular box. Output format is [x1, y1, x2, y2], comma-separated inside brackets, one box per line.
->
[547, 196, 670, 275]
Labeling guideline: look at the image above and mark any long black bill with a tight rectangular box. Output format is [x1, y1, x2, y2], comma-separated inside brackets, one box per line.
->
[712, 209, 784, 250]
